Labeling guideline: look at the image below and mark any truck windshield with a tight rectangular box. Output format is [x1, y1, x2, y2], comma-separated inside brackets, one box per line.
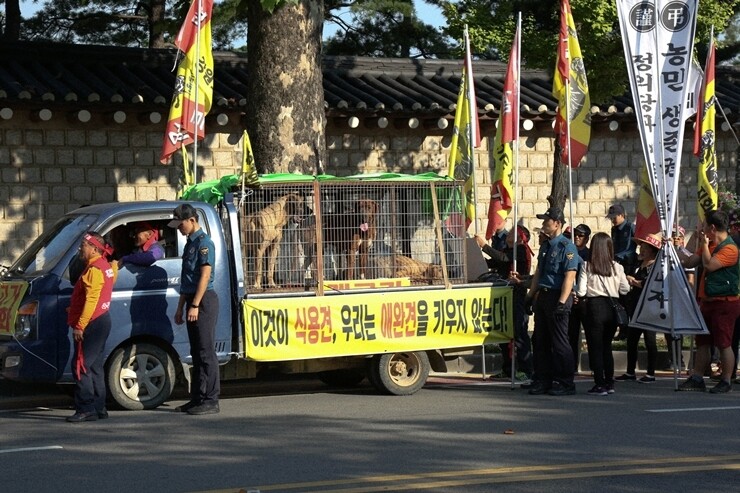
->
[7, 214, 98, 276]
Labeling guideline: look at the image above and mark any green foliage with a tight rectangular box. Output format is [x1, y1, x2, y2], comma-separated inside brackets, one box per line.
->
[324, 0, 453, 58]
[437, 0, 740, 103]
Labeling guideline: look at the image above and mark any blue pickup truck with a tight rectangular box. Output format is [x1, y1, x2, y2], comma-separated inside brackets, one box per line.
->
[0, 177, 512, 409]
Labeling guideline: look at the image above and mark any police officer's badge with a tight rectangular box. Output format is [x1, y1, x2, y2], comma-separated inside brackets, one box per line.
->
[200, 247, 209, 255]
[566, 252, 575, 260]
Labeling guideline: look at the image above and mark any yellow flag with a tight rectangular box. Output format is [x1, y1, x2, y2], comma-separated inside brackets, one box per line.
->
[553, 0, 591, 168]
[695, 39, 718, 222]
[241, 129, 261, 189]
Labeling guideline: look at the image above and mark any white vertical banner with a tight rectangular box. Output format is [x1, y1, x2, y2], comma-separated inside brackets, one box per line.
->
[617, 0, 707, 336]
[616, 0, 699, 237]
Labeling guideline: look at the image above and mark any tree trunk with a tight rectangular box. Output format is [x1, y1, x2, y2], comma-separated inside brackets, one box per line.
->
[3, 0, 21, 41]
[246, 0, 326, 174]
[148, 0, 167, 49]
[549, 140, 569, 212]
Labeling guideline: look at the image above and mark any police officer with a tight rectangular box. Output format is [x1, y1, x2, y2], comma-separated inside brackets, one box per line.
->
[168, 203, 221, 415]
[524, 207, 580, 395]
[607, 204, 637, 273]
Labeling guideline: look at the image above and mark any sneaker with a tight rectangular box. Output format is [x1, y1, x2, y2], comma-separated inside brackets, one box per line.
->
[528, 382, 551, 395]
[615, 373, 636, 381]
[587, 385, 608, 396]
[175, 400, 199, 413]
[638, 375, 656, 384]
[187, 401, 220, 415]
[605, 383, 615, 394]
[548, 382, 576, 396]
[66, 411, 98, 423]
[677, 377, 706, 392]
[709, 380, 732, 394]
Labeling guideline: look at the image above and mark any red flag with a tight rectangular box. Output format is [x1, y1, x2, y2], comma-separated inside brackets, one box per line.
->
[160, 0, 214, 164]
[485, 20, 519, 239]
[553, 0, 591, 168]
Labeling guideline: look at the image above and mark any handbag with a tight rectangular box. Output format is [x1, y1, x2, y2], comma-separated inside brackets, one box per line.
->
[598, 274, 630, 328]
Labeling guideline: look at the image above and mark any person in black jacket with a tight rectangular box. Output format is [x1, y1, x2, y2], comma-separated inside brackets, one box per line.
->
[475, 226, 533, 381]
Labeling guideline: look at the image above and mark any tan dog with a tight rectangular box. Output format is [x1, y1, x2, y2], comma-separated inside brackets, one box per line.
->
[243, 192, 304, 289]
[372, 255, 444, 282]
[302, 199, 379, 281]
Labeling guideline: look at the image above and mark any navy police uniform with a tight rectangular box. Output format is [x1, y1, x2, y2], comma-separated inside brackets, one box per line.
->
[532, 233, 579, 392]
[181, 228, 220, 406]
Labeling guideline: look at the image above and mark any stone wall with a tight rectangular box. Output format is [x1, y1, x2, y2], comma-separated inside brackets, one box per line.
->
[0, 118, 737, 265]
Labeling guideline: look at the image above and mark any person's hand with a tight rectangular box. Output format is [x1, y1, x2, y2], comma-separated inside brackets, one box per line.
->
[73, 329, 83, 342]
[508, 271, 521, 284]
[174, 310, 184, 325]
[474, 234, 486, 248]
[187, 306, 199, 322]
[554, 302, 570, 316]
[524, 296, 534, 315]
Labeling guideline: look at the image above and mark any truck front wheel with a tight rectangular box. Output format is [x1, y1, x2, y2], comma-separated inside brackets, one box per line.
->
[107, 343, 176, 410]
[374, 351, 430, 396]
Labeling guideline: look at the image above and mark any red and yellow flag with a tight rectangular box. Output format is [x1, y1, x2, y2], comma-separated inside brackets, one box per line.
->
[448, 28, 481, 231]
[635, 165, 660, 241]
[160, 0, 215, 164]
[694, 38, 718, 222]
[485, 21, 519, 239]
[553, 0, 591, 168]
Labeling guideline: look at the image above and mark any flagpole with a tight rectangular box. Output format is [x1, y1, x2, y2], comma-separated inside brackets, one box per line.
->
[464, 25, 478, 235]
[192, 0, 202, 184]
[564, 26, 575, 238]
[513, 13, 522, 274]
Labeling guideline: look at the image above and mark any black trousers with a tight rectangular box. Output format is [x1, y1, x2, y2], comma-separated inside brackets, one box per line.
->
[626, 326, 657, 376]
[532, 289, 575, 387]
[568, 298, 586, 372]
[583, 297, 618, 387]
[186, 290, 220, 403]
[500, 288, 533, 377]
[73, 312, 111, 414]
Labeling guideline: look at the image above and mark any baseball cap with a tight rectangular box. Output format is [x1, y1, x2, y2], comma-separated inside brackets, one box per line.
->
[167, 203, 198, 228]
[606, 204, 625, 219]
[536, 207, 566, 223]
[574, 224, 592, 237]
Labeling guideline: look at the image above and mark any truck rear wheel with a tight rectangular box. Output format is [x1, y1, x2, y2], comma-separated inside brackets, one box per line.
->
[107, 343, 176, 410]
[374, 351, 430, 396]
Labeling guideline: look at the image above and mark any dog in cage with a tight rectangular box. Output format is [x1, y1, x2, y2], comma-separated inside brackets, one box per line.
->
[242, 192, 306, 289]
[372, 254, 445, 282]
[302, 198, 379, 281]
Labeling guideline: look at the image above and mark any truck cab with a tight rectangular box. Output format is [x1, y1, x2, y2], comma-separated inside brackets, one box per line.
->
[0, 200, 238, 409]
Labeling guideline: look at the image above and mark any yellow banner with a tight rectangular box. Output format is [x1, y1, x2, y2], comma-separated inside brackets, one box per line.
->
[243, 286, 512, 361]
[0, 281, 29, 336]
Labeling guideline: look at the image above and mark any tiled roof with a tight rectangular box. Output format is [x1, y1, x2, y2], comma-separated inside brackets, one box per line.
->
[1, 41, 739, 125]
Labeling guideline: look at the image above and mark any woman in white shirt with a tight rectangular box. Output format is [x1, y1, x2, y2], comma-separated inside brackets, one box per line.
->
[576, 233, 630, 396]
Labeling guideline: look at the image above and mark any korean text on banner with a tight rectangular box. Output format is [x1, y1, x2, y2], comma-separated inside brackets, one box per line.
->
[243, 286, 513, 361]
[552, 0, 591, 168]
[485, 21, 519, 240]
[617, 0, 699, 237]
[694, 38, 718, 222]
[448, 32, 481, 230]
[160, 0, 215, 164]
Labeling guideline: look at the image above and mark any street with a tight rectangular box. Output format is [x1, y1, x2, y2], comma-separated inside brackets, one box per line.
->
[1, 374, 739, 492]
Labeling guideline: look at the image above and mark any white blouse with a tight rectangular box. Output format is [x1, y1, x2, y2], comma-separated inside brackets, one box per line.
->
[576, 261, 630, 298]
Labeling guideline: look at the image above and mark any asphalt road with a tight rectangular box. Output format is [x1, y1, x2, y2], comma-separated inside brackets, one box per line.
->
[1, 374, 739, 492]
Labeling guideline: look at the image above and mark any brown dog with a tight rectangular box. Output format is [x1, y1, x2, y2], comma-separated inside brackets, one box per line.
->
[302, 199, 379, 281]
[243, 192, 304, 289]
[372, 255, 444, 282]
